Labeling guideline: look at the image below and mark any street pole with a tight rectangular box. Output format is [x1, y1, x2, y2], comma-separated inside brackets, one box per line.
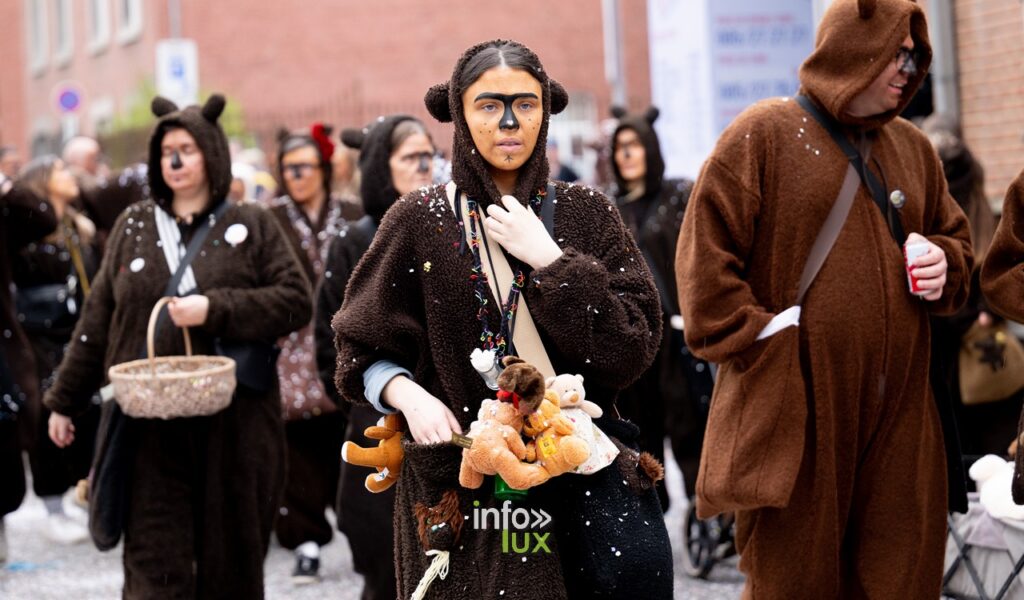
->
[169, 0, 181, 38]
[929, 0, 960, 117]
[602, 0, 627, 107]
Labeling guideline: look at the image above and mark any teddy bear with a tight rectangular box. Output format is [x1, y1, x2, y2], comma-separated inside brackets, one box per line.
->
[458, 397, 550, 490]
[495, 355, 547, 415]
[546, 373, 620, 475]
[341, 413, 405, 493]
[522, 391, 591, 478]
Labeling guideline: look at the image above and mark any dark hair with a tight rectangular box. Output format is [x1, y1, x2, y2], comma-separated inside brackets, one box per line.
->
[389, 120, 433, 156]
[16, 154, 59, 201]
[455, 42, 543, 92]
[277, 133, 332, 198]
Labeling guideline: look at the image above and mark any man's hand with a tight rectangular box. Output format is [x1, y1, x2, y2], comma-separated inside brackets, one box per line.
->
[906, 232, 947, 302]
[484, 195, 563, 270]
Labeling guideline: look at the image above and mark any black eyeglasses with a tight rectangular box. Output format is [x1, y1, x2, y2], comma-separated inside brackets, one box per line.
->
[282, 163, 319, 179]
[895, 47, 919, 75]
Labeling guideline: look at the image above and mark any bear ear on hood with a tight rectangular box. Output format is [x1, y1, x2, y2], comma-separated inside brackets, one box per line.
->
[340, 127, 366, 150]
[610, 105, 628, 119]
[549, 79, 569, 115]
[424, 83, 453, 123]
[644, 106, 660, 124]
[151, 96, 179, 117]
[275, 127, 291, 144]
[201, 94, 226, 123]
[858, 0, 878, 19]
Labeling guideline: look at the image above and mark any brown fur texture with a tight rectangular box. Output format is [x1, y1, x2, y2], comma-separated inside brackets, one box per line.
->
[676, 0, 971, 596]
[638, 451, 665, 483]
[497, 355, 547, 414]
[44, 199, 310, 597]
[981, 169, 1024, 324]
[414, 489, 463, 551]
[522, 397, 590, 477]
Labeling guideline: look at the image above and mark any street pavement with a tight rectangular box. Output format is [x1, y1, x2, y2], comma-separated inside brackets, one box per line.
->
[0, 448, 744, 599]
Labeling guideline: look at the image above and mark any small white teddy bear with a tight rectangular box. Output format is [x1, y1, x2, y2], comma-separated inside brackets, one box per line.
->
[546, 373, 619, 475]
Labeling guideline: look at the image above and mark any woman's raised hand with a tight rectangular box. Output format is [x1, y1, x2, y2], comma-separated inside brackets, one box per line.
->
[382, 375, 463, 444]
[484, 195, 563, 270]
[168, 295, 210, 327]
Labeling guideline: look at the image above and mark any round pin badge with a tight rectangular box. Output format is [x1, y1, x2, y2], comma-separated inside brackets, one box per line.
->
[224, 223, 249, 247]
[889, 190, 907, 210]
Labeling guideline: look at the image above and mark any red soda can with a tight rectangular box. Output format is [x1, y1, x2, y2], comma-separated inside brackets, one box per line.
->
[904, 242, 930, 295]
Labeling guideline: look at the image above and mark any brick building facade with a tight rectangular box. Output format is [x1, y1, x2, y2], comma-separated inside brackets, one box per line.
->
[0, 0, 652, 175]
[1, 1, 1022, 199]
[954, 0, 1024, 200]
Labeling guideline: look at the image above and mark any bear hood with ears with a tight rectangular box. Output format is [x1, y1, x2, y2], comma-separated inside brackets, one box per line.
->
[609, 105, 665, 197]
[341, 114, 418, 224]
[424, 39, 568, 207]
[798, 0, 931, 129]
[147, 94, 233, 210]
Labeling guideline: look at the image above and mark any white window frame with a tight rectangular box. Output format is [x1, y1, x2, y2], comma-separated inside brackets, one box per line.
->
[115, 0, 143, 45]
[52, 0, 73, 67]
[26, 0, 49, 76]
[87, 0, 111, 55]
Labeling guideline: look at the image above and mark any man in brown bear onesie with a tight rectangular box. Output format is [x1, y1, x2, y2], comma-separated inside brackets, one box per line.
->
[676, 0, 973, 597]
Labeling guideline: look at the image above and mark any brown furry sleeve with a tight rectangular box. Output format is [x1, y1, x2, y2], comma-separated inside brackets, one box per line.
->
[981, 170, 1024, 322]
[921, 144, 974, 316]
[43, 210, 128, 417]
[675, 157, 774, 364]
[332, 201, 429, 406]
[524, 183, 662, 390]
[202, 207, 312, 340]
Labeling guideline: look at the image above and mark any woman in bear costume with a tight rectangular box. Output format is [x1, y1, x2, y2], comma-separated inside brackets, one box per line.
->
[332, 40, 672, 599]
[45, 94, 311, 598]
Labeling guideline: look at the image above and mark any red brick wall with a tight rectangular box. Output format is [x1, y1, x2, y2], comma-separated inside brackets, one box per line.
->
[180, 0, 651, 153]
[955, 0, 1024, 201]
[0, 1, 27, 149]
[15, 0, 650, 161]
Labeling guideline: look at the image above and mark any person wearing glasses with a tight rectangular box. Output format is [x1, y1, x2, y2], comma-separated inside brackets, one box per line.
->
[268, 124, 358, 584]
[676, 0, 973, 596]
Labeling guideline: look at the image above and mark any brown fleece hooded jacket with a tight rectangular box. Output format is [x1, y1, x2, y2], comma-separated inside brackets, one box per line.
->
[676, 1, 973, 595]
[333, 40, 668, 600]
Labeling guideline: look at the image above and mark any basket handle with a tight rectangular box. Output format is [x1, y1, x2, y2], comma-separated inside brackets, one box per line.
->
[147, 297, 193, 375]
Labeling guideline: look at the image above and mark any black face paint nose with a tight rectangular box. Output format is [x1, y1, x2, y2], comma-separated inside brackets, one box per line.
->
[500, 103, 519, 131]
[416, 154, 431, 174]
[170, 151, 183, 170]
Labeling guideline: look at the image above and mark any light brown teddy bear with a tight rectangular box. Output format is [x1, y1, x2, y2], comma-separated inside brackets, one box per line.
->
[458, 398, 550, 490]
[546, 373, 620, 475]
[523, 391, 591, 478]
[341, 413, 405, 493]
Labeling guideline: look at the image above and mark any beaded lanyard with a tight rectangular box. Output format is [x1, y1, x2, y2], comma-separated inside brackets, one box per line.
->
[457, 188, 545, 360]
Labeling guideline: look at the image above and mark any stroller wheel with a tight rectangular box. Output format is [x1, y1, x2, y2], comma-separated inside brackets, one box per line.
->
[682, 502, 716, 579]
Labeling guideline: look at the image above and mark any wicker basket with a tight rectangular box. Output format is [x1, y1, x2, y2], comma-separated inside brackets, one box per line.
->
[108, 297, 237, 419]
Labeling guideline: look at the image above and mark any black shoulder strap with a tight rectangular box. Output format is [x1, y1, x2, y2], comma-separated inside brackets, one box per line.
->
[164, 201, 231, 297]
[542, 182, 556, 238]
[796, 95, 906, 246]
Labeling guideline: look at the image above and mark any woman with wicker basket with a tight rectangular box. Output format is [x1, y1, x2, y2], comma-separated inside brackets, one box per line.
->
[43, 94, 311, 599]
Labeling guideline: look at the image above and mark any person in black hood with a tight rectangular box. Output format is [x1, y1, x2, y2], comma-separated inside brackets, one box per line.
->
[45, 94, 310, 598]
[608, 106, 714, 511]
[331, 39, 672, 599]
[314, 114, 434, 600]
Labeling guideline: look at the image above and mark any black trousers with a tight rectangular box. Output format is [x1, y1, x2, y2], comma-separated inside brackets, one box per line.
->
[274, 411, 346, 549]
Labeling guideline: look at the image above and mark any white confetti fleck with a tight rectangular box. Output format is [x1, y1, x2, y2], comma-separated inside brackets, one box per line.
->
[129, 258, 145, 272]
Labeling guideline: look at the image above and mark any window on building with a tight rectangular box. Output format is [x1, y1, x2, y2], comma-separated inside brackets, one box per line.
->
[115, 0, 142, 45]
[87, 0, 111, 54]
[53, 0, 72, 66]
[27, 0, 49, 75]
